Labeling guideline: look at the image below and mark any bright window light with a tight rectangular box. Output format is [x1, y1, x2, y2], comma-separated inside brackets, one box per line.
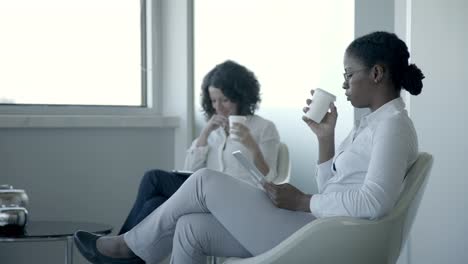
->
[194, 0, 354, 129]
[0, 0, 143, 106]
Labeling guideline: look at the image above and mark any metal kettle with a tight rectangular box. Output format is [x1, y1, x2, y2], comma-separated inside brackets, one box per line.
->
[0, 185, 29, 230]
[0, 206, 28, 227]
[0, 184, 29, 207]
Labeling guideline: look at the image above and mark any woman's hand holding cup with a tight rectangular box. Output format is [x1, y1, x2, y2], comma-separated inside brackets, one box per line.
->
[302, 89, 338, 139]
[229, 116, 256, 149]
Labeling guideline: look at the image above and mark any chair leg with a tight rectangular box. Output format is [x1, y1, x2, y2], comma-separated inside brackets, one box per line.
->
[208, 256, 218, 264]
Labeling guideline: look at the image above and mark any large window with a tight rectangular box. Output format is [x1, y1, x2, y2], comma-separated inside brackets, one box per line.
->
[0, 0, 145, 106]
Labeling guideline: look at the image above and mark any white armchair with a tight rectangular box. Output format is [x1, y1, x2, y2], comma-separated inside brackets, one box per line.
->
[222, 152, 433, 264]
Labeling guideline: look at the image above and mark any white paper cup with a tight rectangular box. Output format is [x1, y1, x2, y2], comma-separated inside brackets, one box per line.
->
[229, 115, 247, 139]
[306, 88, 336, 123]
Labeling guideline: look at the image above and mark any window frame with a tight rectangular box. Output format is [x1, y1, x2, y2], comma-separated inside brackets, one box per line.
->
[0, 0, 172, 127]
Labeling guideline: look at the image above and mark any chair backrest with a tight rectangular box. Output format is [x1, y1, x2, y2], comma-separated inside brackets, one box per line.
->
[386, 152, 433, 263]
[273, 142, 291, 184]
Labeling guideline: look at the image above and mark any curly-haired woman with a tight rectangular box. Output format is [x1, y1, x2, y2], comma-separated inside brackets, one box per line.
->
[117, 60, 280, 234]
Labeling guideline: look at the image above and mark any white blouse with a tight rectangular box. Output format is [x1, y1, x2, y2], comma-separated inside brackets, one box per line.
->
[184, 115, 280, 187]
[310, 98, 418, 219]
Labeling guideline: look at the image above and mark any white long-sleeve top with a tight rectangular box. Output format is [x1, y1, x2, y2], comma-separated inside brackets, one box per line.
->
[184, 115, 280, 186]
[310, 97, 418, 220]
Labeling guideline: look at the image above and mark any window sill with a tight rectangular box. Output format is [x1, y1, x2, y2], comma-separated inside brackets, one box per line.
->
[0, 115, 180, 128]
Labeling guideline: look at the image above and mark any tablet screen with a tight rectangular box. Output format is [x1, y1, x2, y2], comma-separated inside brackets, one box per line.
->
[232, 150, 266, 188]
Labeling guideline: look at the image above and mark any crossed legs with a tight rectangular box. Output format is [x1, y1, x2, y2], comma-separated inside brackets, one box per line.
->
[122, 168, 315, 263]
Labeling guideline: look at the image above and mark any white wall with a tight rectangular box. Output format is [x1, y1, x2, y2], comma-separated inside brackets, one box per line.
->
[159, 0, 194, 168]
[406, 0, 468, 263]
[359, 1, 468, 263]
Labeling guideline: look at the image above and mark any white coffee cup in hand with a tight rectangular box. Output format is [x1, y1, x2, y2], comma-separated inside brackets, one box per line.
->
[229, 115, 247, 140]
[305, 88, 336, 123]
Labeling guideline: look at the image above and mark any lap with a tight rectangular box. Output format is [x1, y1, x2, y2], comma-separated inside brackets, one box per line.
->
[193, 169, 316, 255]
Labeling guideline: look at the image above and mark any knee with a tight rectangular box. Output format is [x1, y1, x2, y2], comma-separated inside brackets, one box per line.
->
[191, 168, 225, 184]
[140, 169, 165, 186]
[136, 198, 165, 222]
[141, 197, 165, 214]
[191, 169, 234, 194]
[191, 168, 215, 178]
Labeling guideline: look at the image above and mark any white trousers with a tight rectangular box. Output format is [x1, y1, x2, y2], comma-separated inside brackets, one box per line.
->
[124, 168, 315, 264]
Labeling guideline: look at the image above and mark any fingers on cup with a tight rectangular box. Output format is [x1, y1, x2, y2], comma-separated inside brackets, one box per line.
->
[230, 123, 242, 131]
[302, 115, 317, 125]
[304, 99, 313, 114]
[329, 102, 338, 115]
[230, 129, 241, 139]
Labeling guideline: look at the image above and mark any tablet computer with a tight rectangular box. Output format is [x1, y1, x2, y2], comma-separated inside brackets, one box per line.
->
[171, 170, 193, 177]
[232, 150, 266, 188]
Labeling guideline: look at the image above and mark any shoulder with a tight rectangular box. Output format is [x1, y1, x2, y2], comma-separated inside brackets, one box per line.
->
[370, 109, 419, 166]
[373, 111, 417, 143]
[248, 115, 280, 139]
[249, 115, 277, 129]
[376, 110, 413, 130]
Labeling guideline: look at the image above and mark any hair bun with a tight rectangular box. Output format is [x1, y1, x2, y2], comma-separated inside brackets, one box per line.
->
[402, 64, 425, 95]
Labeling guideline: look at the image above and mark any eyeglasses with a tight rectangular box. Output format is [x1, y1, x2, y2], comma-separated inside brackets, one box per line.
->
[343, 68, 367, 82]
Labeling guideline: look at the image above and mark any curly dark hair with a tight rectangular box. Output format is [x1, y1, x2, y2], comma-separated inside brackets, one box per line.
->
[201, 60, 261, 119]
[346, 31, 425, 95]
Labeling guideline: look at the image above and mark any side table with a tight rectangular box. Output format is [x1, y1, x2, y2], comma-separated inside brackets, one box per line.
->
[0, 220, 112, 264]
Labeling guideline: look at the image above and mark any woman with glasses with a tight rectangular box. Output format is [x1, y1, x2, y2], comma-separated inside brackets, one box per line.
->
[74, 31, 425, 264]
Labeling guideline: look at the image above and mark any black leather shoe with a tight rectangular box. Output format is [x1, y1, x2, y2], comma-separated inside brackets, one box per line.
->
[73, 230, 144, 264]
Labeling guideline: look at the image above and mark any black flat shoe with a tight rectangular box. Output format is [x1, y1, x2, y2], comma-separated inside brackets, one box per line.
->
[73, 230, 144, 264]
